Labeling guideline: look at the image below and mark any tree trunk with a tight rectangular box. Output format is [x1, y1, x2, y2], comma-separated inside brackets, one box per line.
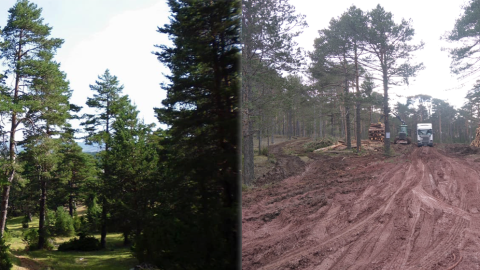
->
[100, 197, 107, 249]
[296, 119, 300, 138]
[319, 106, 323, 138]
[258, 129, 261, 155]
[271, 117, 275, 144]
[354, 43, 361, 152]
[331, 114, 334, 137]
[288, 110, 293, 140]
[38, 175, 46, 249]
[0, 32, 24, 238]
[243, 121, 254, 185]
[343, 53, 351, 149]
[69, 193, 74, 217]
[439, 110, 442, 144]
[313, 104, 317, 140]
[382, 63, 391, 155]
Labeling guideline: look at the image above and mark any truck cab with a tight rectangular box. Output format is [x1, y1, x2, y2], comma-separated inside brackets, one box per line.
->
[417, 123, 433, 147]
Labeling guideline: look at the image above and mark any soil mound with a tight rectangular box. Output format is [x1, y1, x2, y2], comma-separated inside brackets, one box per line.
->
[254, 139, 308, 186]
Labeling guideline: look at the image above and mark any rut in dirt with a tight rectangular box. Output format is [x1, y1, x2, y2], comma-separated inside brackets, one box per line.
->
[255, 139, 307, 186]
[243, 146, 480, 270]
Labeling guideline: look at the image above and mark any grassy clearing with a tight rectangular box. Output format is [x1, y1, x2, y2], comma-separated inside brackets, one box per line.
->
[6, 208, 137, 270]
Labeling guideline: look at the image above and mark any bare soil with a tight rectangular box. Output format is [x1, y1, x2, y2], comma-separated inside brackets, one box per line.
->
[243, 140, 480, 269]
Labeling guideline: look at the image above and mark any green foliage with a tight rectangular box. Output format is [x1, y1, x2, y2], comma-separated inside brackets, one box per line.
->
[303, 138, 334, 152]
[58, 236, 100, 252]
[21, 216, 29, 229]
[444, 0, 480, 77]
[82, 69, 129, 147]
[0, 0, 70, 240]
[260, 146, 269, 156]
[0, 237, 12, 270]
[149, 0, 240, 268]
[72, 213, 82, 233]
[22, 228, 39, 251]
[53, 207, 75, 237]
[86, 195, 101, 232]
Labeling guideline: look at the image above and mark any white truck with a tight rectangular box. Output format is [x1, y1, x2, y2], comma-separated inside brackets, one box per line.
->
[417, 123, 433, 147]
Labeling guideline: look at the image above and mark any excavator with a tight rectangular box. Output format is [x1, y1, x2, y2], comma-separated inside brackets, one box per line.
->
[391, 112, 411, 145]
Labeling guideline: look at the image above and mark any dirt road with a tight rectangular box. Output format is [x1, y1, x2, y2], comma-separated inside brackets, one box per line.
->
[242, 142, 480, 269]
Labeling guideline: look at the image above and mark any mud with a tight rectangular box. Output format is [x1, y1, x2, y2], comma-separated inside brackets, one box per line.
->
[254, 139, 308, 186]
[242, 142, 480, 269]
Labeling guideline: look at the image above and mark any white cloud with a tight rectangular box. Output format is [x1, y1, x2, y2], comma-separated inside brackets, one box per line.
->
[61, 1, 171, 128]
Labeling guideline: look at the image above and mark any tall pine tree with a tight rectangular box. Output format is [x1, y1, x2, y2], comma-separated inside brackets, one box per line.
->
[147, 0, 240, 268]
[0, 0, 65, 237]
[81, 69, 129, 249]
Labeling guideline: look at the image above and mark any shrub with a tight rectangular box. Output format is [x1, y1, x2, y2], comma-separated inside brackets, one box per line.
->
[86, 195, 102, 231]
[22, 215, 29, 229]
[260, 146, 269, 156]
[58, 235, 100, 251]
[54, 206, 75, 237]
[2, 231, 11, 244]
[22, 228, 39, 251]
[303, 138, 334, 152]
[73, 213, 82, 232]
[0, 237, 12, 270]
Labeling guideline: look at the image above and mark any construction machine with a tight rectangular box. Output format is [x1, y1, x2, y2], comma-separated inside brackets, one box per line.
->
[391, 112, 411, 145]
[368, 112, 411, 144]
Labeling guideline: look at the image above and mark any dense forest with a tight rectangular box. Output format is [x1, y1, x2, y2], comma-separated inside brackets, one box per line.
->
[0, 0, 239, 269]
[241, 0, 480, 186]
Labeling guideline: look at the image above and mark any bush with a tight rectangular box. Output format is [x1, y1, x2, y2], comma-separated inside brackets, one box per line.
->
[86, 195, 102, 231]
[54, 206, 75, 237]
[2, 230, 11, 244]
[0, 237, 12, 270]
[58, 235, 100, 251]
[260, 146, 269, 156]
[22, 228, 39, 251]
[303, 138, 334, 152]
[22, 215, 29, 229]
[73, 213, 82, 232]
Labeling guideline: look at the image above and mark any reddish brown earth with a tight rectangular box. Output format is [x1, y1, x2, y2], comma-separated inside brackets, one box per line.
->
[242, 141, 480, 270]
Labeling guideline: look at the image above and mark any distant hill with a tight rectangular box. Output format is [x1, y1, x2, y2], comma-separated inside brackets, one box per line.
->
[11, 141, 102, 154]
[75, 141, 102, 153]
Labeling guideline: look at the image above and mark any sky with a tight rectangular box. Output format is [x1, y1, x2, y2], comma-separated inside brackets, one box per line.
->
[0, 0, 172, 134]
[291, 0, 472, 110]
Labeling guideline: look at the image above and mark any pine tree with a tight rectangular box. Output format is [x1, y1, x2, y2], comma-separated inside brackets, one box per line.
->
[242, 0, 306, 185]
[149, 0, 239, 268]
[56, 131, 97, 217]
[108, 101, 157, 245]
[364, 5, 424, 155]
[81, 69, 129, 249]
[0, 0, 65, 237]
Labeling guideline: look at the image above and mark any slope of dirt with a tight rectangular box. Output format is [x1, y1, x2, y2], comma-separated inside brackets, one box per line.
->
[254, 139, 309, 186]
[242, 143, 480, 269]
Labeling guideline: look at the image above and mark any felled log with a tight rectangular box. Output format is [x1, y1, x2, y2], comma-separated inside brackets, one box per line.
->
[314, 143, 343, 152]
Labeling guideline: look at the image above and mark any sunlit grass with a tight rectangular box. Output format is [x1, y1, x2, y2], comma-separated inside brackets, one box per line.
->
[6, 207, 137, 270]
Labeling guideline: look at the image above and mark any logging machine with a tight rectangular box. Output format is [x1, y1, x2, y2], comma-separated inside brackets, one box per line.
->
[392, 112, 411, 145]
[417, 123, 433, 147]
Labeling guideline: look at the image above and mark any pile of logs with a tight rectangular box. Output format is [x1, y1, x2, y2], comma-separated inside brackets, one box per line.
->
[471, 126, 480, 148]
[368, 123, 385, 142]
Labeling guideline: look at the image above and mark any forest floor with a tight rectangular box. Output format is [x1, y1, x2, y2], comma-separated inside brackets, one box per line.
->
[243, 136, 480, 269]
[6, 206, 137, 270]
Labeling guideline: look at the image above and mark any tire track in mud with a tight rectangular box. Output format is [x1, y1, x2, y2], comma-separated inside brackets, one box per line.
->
[243, 146, 480, 269]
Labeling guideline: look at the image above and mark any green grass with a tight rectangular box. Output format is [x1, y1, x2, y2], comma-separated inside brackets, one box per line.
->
[6, 209, 138, 270]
